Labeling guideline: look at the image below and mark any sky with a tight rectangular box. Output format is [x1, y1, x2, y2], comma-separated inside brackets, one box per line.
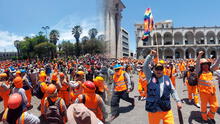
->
[0, 0, 104, 52]
[121, 0, 220, 53]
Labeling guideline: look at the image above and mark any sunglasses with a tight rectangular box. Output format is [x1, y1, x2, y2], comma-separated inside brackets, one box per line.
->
[115, 69, 120, 72]
[155, 66, 163, 71]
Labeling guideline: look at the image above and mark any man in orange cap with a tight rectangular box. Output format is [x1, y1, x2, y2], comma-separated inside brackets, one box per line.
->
[75, 71, 85, 83]
[11, 77, 28, 109]
[196, 51, 220, 123]
[137, 65, 147, 100]
[75, 81, 107, 123]
[2, 93, 40, 124]
[58, 72, 71, 107]
[0, 73, 11, 110]
[43, 84, 67, 124]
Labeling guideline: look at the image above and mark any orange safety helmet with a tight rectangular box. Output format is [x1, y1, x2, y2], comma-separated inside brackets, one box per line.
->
[83, 81, 96, 93]
[13, 77, 23, 88]
[47, 84, 57, 94]
[52, 73, 58, 81]
[8, 93, 22, 109]
[0, 73, 7, 78]
[59, 72, 65, 78]
[77, 71, 85, 76]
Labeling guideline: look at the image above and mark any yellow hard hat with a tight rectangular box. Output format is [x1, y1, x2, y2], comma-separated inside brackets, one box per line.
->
[0, 73, 7, 77]
[96, 76, 104, 81]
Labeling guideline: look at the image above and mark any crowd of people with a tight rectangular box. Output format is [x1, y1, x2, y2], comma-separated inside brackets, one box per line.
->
[0, 51, 220, 124]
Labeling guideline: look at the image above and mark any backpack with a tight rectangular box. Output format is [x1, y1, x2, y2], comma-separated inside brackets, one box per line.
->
[45, 98, 63, 124]
[187, 71, 198, 86]
[32, 82, 44, 99]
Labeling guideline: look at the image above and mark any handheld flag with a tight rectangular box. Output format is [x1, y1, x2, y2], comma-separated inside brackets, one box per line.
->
[142, 8, 154, 42]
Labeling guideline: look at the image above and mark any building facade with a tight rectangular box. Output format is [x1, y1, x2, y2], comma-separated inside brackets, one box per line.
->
[135, 20, 220, 59]
[120, 27, 129, 57]
[0, 52, 17, 60]
[104, 0, 125, 58]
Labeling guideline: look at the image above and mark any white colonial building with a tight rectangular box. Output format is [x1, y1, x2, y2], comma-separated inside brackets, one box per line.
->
[135, 20, 220, 59]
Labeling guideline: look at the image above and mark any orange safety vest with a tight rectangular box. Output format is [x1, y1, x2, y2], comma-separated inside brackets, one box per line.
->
[2, 108, 25, 124]
[0, 81, 10, 93]
[198, 72, 216, 94]
[83, 94, 103, 120]
[113, 71, 127, 92]
[138, 71, 147, 86]
[59, 82, 69, 93]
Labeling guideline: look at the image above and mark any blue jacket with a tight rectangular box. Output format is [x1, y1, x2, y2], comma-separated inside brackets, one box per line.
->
[145, 75, 172, 112]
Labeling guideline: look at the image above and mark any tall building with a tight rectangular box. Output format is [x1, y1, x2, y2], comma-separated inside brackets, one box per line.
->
[104, 0, 125, 58]
[120, 27, 129, 57]
[135, 20, 220, 59]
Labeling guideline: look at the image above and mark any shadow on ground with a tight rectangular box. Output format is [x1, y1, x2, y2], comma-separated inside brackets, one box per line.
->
[188, 111, 203, 124]
[118, 105, 134, 113]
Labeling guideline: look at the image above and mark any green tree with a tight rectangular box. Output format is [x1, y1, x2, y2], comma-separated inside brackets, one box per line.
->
[88, 28, 98, 39]
[72, 25, 82, 57]
[14, 40, 20, 58]
[59, 41, 75, 57]
[49, 30, 60, 45]
[34, 42, 56, 58]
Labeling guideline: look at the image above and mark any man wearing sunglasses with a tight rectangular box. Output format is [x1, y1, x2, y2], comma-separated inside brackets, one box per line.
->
[143, 50, 182, 124]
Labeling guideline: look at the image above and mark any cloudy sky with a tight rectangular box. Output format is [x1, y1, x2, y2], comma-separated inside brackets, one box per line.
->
[121, 0, 220, 52]
[0, 0, 104, 52]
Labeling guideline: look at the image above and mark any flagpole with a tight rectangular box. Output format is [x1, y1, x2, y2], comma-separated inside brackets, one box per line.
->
[155, 27, 159, 62]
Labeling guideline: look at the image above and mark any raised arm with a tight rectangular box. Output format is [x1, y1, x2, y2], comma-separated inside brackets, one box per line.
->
[143, 50, 157, 81]
[195, 51, 204, 74]
[211, 57, 220, 71]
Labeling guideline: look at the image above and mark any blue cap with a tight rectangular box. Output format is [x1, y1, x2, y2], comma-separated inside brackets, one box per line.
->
[114, 64, 122, 69]
[21, 69, 26, 73]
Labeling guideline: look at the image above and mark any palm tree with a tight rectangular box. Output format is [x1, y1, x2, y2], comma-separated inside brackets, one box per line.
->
[81, 36, 89, 42]
[14, 40, 20, 59]
[42, 26, 50, 38]
[49, 30, 60, 45]
[88, 28, 98, 39]
[72, 25, 82, 57]
[98, 34, 105, 41]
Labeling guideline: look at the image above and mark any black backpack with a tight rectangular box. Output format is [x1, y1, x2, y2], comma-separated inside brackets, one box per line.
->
[187, 71, 198, 86]
[32, 82, 44, 99]
[45, 98, 63, 124]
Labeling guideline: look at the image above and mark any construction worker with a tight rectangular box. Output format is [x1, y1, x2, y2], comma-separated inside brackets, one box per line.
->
[137, 65, 147, 100]
[58, 72, 70, 107]
[196, 51, 220, 123]
[110, 64, 135, 121]
[69, 81, 83, 103]
[75, 71, 85, 83]
[51, 73, 61, 89]
[94, 76, 108, 102]
[20, 69, 33, 109]
[2, 93, 40, 124]
[38, 72, 48, 115]
[75, 81, 106, 123]
[0, 73, 10, 110]
[43, 84, 67, 124]
[183, 65, 200, 108]
[143, 50, 182, 124]
[12, 77, 28, 109]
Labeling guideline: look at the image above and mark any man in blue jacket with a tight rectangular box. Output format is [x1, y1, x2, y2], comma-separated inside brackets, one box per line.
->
[143, 50, 182, 124]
